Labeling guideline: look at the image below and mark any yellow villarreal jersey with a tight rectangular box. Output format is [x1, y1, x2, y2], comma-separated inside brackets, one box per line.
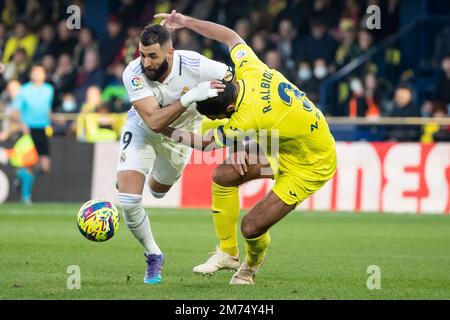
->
[214, 43, 336, 181]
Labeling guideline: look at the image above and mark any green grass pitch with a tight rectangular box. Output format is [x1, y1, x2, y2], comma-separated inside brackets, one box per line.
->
[0, 203, 449, 300]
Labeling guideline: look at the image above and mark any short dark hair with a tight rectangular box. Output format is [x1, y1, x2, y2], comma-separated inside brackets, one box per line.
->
[140, 24, 171, 46]
[196, 82, 236, 116]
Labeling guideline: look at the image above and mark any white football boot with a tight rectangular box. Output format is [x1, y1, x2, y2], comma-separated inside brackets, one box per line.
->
[229, 261, 263, 285]
[193, 247, 240, 275]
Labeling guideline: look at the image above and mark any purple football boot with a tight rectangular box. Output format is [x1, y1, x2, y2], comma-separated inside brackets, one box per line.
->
[144, 253, 164, 284]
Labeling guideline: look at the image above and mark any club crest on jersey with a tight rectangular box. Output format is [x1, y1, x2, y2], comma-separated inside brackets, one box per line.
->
[131, 76, 144, 91]
[234, 49, 247, 60]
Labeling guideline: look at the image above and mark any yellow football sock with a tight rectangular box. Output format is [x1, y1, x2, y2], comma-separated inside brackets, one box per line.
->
[245, 231, 271, 266]
[212, 181, 239, 257]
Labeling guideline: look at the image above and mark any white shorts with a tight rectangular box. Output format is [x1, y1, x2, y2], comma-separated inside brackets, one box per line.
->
[116, 122, 192, 186]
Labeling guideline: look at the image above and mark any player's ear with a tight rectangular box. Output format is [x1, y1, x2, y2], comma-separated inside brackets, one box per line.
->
[226, 104, 235, 113]
[167, 46, 175, 56]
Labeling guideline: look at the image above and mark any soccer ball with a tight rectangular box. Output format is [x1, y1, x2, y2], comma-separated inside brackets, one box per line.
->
[77, 199, 120, 242]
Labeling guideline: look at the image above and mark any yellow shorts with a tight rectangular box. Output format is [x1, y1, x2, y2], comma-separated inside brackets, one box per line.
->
[272, 171, 334, 207]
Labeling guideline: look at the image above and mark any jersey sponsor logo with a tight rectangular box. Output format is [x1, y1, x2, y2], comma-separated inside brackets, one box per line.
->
[131, 76, 144, 91]
[234, 49, 247, 61]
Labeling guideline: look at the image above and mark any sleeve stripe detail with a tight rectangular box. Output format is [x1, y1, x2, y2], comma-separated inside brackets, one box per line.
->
[132, 64, 143, 74]
[181, 61, 200, 67]
[180, 55, 200, 63]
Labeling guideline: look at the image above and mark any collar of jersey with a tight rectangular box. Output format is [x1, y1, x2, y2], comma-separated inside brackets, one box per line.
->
[160, 51, 180, 84]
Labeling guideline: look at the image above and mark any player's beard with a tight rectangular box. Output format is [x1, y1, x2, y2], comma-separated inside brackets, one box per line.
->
[142, 58, 169, 82]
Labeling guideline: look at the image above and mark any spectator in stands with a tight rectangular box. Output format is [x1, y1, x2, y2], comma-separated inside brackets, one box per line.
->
[112, 23, 141, 68]
[34, 24, 58, 62]
[265, 49, 292, 81]
[75, 50, 105, 105]
[42, 54, 56, 83]
[311, 0, 340, 29]
[0, 80, 21, 131]
[175, 29, 201, 52]
[355, 29, 375, 55]
[73, 28, 99, 68]
[77, 86, 121, 143]
[347, 77, 380, 118]
[275, 19, 297, 71]
[431, 104, 450, 142]
[52, 53, 77, 100]
[251, 30, 270, 58]
[99, 15, 126, 70]
[295, 59, 328, 104]
[294, 17, 337, 66]
[234, 18, 252, 44]
[249, 9, 270, 35]
[340, 0, 361, 30]
[52, 93, 78, 137]
[1, 0, 18, 30]
[2, 21, 38, 64]
[53, 20, 77, 57]
[272, 0, 313, 36]
[102, 63, 129, 113]
[3, 48, 30, 83]
[335, 19, 359, 70]
[386, 83, 421, 141]
[25, 0, 45, 31]
[80, 86, 102, 113]
[435, 54, 450, 112]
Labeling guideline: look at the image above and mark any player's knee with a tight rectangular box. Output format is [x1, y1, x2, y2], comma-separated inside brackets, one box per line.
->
[149, 188, 167, 199]
[212, 166, 237, 187]
[241, 216, 264, 239]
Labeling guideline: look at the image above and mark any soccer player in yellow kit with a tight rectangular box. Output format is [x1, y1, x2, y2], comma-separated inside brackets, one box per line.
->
[156, 10, 337, 284]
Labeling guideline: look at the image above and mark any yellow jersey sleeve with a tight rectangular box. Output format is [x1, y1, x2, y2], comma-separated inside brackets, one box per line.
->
[230, 43, 266, 80]
[212, 108, 258, 147]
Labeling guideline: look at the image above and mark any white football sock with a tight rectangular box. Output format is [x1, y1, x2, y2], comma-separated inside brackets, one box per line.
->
[118, 193, 162, 255]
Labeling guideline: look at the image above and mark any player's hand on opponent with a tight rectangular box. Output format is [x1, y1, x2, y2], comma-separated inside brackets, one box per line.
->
[230, 150, 250, 176]
[155, 10, 186, 32]
[180, 80, 225, 108]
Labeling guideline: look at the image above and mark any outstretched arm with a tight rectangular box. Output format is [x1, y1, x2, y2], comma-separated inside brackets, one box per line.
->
[160, 126, 222, 151]
[155, 10, 245, 51]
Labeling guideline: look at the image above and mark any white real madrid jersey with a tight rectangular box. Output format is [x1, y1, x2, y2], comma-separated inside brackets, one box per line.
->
[122, 50, 229, 133]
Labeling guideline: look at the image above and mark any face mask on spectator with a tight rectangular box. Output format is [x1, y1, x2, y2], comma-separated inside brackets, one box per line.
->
[298, 68, 312, 81]
[350, 78, 364, 95]
[314, 66, 328, 79]
[62, 100, 77, 112]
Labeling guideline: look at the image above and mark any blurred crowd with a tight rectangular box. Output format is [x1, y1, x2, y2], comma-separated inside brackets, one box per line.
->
[0, 0, 449, 142]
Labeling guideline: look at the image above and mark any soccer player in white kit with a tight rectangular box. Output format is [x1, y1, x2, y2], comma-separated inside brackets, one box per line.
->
[117, 24, 231, 284]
